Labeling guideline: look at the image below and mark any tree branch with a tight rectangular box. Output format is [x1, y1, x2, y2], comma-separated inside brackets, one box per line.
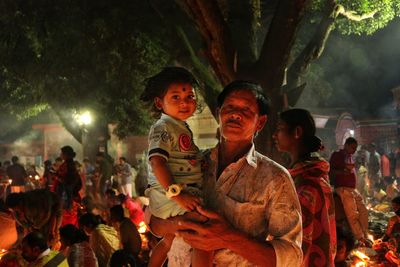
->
[178, 0, 236, 85]
[287, 0, 339, 99]
[338, 5, 376, 21]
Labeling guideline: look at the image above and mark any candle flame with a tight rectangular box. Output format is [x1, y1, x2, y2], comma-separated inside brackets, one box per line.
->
[138, 221, 147, 234]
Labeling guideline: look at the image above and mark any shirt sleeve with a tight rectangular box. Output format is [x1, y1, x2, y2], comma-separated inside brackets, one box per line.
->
[267, 171, 303, 267]
[148, 122, 173, 161]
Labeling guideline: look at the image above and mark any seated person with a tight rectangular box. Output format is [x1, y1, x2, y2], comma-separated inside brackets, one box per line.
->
[383, 196, 400, 243]
[59, 224, 98, 267]
[21, 231, 67, 266]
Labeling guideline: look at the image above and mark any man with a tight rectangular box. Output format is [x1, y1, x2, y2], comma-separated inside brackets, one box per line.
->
[330, 137, 369, 244]
[7, 156, 28, 193]
[368, 143, 382, 187]
[151, 81, 302, 266]
[110, 204, 142, 258]
[116, 157, 135, 197]
[96, 152, 113, 197]
[21, 231, 68, 266]
[6, 189, 62, 247]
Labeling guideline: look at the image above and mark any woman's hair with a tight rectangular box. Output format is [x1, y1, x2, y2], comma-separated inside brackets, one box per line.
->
[59, 224, 88, 245]
[279, 108, 323, 153]
[61, 145, 76, 158]
[140, 66, 200, 117]
[110, 249, 137, 267]
[217, 80, 270, 116]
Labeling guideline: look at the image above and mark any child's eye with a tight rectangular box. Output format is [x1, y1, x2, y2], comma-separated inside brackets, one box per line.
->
[188, 95, 195, 100]
[172, 95, 180, 100]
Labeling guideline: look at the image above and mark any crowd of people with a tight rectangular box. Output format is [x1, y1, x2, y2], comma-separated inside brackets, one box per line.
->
[1, 66, 400, 266]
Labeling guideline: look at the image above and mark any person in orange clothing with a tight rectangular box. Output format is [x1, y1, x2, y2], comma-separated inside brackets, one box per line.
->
[273, 108, 336, 267]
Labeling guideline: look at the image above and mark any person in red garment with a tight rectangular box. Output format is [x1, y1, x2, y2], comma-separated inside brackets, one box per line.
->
[273, 108, 336, 266]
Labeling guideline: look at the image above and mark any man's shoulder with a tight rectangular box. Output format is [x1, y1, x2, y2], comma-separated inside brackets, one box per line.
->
[254, 152, 291, 179]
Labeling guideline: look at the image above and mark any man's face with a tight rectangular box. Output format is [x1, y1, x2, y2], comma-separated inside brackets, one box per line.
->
[21, 242, 41, 262]
[344, 143, 357, 155]
[218, 89, 267, 143]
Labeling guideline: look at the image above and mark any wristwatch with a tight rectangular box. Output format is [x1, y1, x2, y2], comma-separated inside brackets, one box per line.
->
[165, 184, 186, 199]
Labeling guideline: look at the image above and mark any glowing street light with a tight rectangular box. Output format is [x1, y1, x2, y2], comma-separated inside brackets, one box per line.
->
[76, 111, 92, 126]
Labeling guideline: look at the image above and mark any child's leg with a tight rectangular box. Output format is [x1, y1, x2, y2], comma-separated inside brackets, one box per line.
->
[148, 234, 175, 267]
[192, 249, 213, 267]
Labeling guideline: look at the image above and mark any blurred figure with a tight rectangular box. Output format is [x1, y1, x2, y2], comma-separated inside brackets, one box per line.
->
[95, 152, 113, 198]
[56, 146, 82, 210]
[5, 189, 62, 248]
[368, 143, 382, 188]
[79, 213, 120, 267]
[21, 231, 68, 266]
[335, 227, 356, 267]
[383, 196, 400, 243]
[110, 205, 142, 259]
[43, 160, 53, 190]
[6, 156, 27, 193]
[83, 158, 96, 197]
[59, 224, 98, 267]
[0, 199, 17, 250]
[116, 157, 135, 198]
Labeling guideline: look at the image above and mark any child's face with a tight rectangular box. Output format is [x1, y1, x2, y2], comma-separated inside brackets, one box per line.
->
[155, 82, 196, 121]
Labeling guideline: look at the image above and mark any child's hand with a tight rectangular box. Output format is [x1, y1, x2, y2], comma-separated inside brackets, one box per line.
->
[172, 192, 202, 211]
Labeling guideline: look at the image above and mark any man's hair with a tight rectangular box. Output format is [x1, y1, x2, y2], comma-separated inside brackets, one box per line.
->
[392, 196, 400, 205]
[119, 157, 126, 162]
[217, 80, 270, 116]
[110, 249, 137, 267]
[110, 205, 125, 221]
[22, 231, 48, 251]
[336, 227, 355, 253]
[344, 137, 357, 145]
[5, 193, 23, 208]
[11, 156, 19, 163]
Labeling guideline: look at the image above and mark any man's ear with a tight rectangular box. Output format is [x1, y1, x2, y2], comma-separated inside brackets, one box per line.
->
[294, 126, 303, 139]
[216, 107, 221, 123]
[154, 97, 163, 110]
[256, 115, 267, 132]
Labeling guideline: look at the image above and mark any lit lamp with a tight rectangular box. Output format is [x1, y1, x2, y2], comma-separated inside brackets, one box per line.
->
[8, 179, 12, 185]
[75, 111, 93, 158]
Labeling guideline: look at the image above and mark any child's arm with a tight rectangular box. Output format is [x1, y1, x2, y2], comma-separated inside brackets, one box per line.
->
[150, 156, 202, 211]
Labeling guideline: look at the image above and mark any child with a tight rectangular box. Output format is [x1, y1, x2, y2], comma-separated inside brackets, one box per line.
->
[140, 67, 211, 267]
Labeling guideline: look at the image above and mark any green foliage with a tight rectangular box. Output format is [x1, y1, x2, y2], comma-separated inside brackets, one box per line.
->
[336, 0, 400, 35]
[0, 0, 171, 138]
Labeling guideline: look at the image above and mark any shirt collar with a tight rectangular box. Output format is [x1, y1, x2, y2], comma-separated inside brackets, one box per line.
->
[37, 248, 50, 260]
[211, 143, 258, 169]
[244, 143, 257, 168]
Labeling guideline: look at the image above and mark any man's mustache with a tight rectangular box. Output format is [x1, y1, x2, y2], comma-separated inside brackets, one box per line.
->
[225, 119, 241, 127]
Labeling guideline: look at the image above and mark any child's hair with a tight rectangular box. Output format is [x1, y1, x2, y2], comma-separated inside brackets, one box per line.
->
[140, 66, 200, 117]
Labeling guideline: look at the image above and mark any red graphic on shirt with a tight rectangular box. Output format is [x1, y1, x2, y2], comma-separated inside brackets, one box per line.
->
[188, 159, 197, 166]
[179, 134, 191, 151]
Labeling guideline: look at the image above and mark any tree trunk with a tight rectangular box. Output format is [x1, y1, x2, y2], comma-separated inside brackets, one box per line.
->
[286, 0, 339, 105]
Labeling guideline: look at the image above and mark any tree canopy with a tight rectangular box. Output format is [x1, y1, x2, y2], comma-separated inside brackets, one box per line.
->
[0, 0, 172, 143]
[1, 0, 399, 156]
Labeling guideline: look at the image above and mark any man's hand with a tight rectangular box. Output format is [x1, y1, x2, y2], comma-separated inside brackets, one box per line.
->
[176, 206, 235, 251]
[171, 192, 202, 211]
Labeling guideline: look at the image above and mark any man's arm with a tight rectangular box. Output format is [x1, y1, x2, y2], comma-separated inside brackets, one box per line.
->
[177, 207, 277, 266]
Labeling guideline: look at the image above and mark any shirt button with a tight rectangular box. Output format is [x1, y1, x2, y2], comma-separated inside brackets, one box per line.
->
[180, 167, 184, 171]
[187, 168, 191, 172]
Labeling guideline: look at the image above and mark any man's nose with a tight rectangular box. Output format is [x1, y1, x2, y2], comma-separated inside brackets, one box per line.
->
[229, 111, 241, 120]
